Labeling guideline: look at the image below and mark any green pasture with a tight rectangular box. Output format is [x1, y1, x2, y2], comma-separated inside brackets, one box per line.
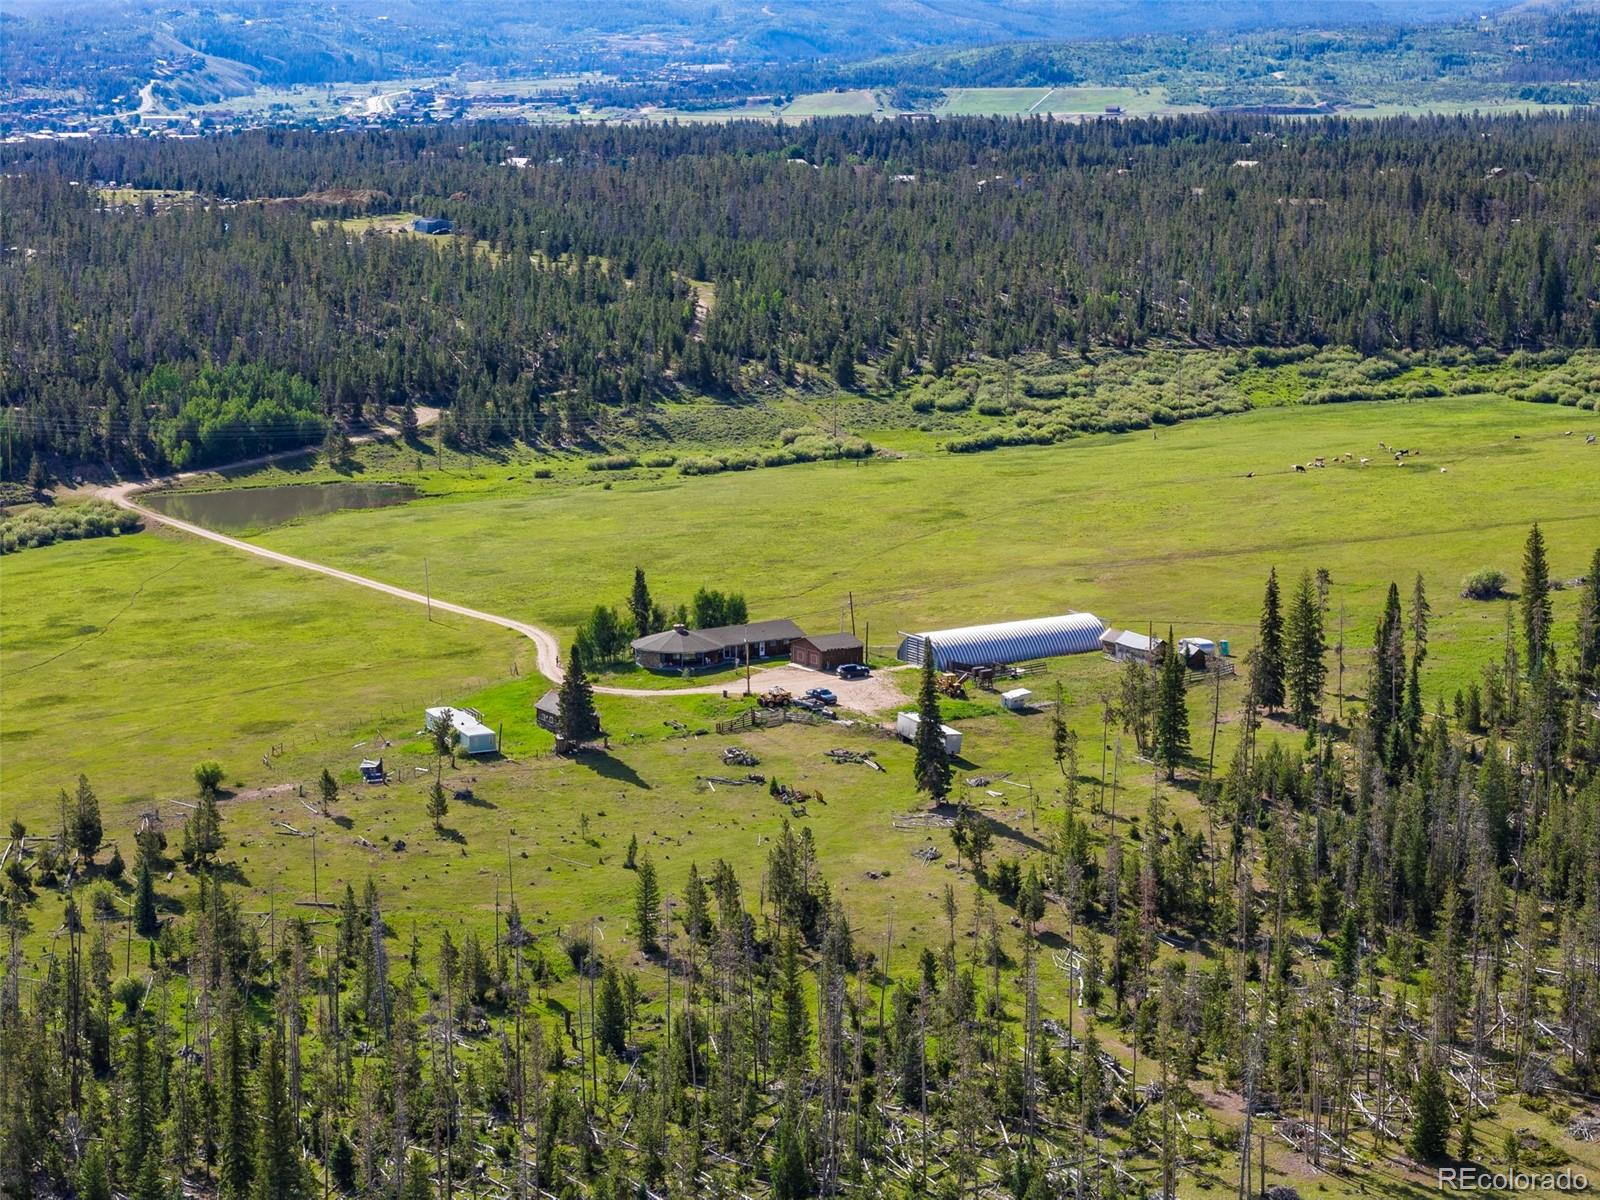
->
[251, 394, 1597, 706]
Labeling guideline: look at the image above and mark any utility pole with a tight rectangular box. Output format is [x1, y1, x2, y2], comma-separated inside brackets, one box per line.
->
[848, 592, 856, 638]
[311, 828, 319, 906]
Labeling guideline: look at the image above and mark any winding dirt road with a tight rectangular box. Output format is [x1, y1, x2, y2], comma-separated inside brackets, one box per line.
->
[94, 421, 904, 709]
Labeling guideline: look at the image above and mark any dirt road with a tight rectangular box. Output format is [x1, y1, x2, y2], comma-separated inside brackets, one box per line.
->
[95, 420, 907, 711]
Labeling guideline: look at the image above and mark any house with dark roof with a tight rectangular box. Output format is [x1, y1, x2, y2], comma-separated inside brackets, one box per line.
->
[630, 619, 805, 672]
[790, 632, 864, 671]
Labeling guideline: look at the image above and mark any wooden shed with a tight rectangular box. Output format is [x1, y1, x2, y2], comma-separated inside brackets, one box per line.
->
[790, 632, 865, 671]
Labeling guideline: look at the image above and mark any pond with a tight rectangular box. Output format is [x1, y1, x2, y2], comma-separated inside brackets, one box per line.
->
[143, 481, 420, 533]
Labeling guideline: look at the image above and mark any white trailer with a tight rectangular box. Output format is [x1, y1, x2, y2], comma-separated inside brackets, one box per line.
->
[895, 711, 963, 755]
[424, 706, 499, 755]
[1000, 688, 1033, 711]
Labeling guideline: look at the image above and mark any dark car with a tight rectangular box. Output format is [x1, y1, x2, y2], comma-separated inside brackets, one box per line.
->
[805, 687, 839, 706]
[836, 663, 871, 680]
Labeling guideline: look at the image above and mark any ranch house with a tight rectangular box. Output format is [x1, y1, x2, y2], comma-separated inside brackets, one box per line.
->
[630, 619, 805, 672]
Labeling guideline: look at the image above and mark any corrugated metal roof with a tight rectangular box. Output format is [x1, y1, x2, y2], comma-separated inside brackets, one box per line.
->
[631, 618, 805, 655]
[896, 612, 1106, 668]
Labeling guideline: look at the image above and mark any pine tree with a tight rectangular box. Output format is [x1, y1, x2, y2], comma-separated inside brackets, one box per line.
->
[1335, 910, 1360, 993]
[596, 964, 627, 1056]
[628, 566, 654, 637]
[1050, 681, 1074, 779]
[1153, 629, 1189, 779]
[1521, 523, 1553, 675]
[121, 1013, 159, 1185]
[1256, 568, 1287, 710]
[912, 646, 951, 801]
[770, 1114, 812, 1200]
[133, 848, 159, 937]
[557, 641, 601, 747]
[253, 1029, 309, 1200]
[1410, 572, 1431, 667]
[634, 852, 660, 953]
[426, 772, 448, 832]
[218, 998, 256, 1200]
[1285, 570, 1328, 728]
[1577, 545, 1600, 685]
[776, 929, 809, 1073]
[318, 768, 338, 810]
[77, 1143, 111, 1200]
[70, 773, 103, 861]
[399, 399, 418, 440]
[186, 789, 225, 868]
[1409, 1056, 1449, 1162]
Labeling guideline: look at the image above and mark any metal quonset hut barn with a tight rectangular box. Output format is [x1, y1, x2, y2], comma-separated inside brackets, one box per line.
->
[896, 612, 1107, 669]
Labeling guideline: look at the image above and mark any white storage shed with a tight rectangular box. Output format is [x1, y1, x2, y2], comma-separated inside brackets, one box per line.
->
[895, 711, 963, 755]
[1000, 688, 1033, 711]
[896, 612, 1105, 669]
[424, 706, 499, 755]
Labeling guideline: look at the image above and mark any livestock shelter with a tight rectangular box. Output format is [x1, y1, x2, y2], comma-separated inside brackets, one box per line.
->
[895, 612, 1105, 669]
[630, 619, 805, 672]
[1099, 628, 1166, 664]
[424, 706, 498, 755]
[791, 632, 865, 671]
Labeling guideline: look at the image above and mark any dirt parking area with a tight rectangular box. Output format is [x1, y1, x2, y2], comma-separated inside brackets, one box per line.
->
[723, 664, 912, 715]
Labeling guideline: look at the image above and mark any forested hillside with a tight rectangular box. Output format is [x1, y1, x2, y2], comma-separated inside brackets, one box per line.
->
[3, 112, 1598, 475]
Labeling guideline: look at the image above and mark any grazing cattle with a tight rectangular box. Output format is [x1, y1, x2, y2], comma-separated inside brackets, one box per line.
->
[1293, 463, 1307, 473]
[1246, 470, 1255, 478]
[1359, 457, 1370, 465]
[1440, 467, 1448, 473]
[1587, 434, 1596, 444]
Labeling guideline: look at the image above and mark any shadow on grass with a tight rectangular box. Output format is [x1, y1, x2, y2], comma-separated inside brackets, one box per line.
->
[331, 814, 354, 829]
[435, 826, 466, 845]
[578, 752, 651, 789]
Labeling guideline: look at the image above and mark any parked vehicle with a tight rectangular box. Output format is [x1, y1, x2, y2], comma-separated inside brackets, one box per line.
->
[805, 687, 839, 705]
[836, 663, 870, 680]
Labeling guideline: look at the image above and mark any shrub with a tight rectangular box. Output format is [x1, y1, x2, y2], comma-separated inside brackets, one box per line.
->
[533, 467, 554, 479]
[1460, 568, 1508, 600]
[679, 456, 726, 476]
[642, 452, 676, 468]
[585, 454, 638, 472]
[0, 502, 142, 555]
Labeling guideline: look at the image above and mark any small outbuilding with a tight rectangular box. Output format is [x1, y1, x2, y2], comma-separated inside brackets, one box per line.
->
[1099, 628, 1164, 664]
[791, 632, 865, 671]
[412, 216, 453, 234]
[534, 689, 562, 733]
[1000, 688, 1033, 711]
[424, 706, 498, 755]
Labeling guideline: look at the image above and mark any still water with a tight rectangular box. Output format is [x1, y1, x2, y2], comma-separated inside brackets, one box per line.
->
[144, 481, 419, 533]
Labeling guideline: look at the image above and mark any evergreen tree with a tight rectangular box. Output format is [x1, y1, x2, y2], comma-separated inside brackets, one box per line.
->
[218, 998, 256, 1200]
[1336, 911, 1360, 992]
[426, 773, 449, 831]
[120, 1013, 159, 1185]
[1409, 1056, 1450, 1161]
[1285, 570, 1328, 728]
[770, 1115, 812, 1200]
[628, 566, 655, 637]
[634, 852, 661, 954]
[253, 1029, 309, 1200]
[185, 789, 225, 868]
[1578, 545, 1600, 684]
[1370, 582, 1406, 758]
[596, 964, 627, 1056]
[776, 930, 809, 1073]
[557, 641, 601, 746]
[70, 773, 103, 861]
[399, 398, 418, 440]
[133, 848, 159, 937]
[1410, 572, 1431, 668]
[317, 768, 338, 810]
[1256, 568, 1286, 710]
[912, 646, 951, 801]
[1521, 522, 1553, 675]
[1153, 629, 1190, 779]
[78, 1143, 111, 1200]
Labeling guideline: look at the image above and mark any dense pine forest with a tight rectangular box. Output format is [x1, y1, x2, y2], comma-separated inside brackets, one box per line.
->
[2, 527, 1598, 1199]
[2, 112, 1598, 475]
